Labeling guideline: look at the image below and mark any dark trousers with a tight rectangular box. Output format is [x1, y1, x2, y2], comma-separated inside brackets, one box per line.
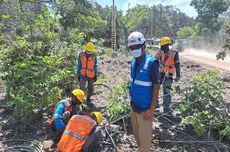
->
[81, 127, 103, 152]
[79, 78, 94, 104]
[162, 77, 173, 110]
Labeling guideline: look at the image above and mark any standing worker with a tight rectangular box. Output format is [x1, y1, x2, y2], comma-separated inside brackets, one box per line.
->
[57, 112, 103, 152]
[128, 31, 160, 152]
[49, 89, 85, 133]
[155, 36, 181, 113]
[77, 42, 98, 107]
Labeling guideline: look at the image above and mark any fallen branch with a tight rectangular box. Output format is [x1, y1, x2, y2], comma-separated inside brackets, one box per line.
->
[105, 126, 116, 149]
[152, 140, 221, 144]
[110, 113, 130, 124]
[160, 115, 177, 125]
[94, 83, 112, 92]
[122, 117, 127, 135]
[214, 144, 221, 152]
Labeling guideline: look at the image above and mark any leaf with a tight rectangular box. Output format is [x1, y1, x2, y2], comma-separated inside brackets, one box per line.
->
[202, 110, 209, 115]
[1, 15, 10, 19]
[219, 125, 230, 137]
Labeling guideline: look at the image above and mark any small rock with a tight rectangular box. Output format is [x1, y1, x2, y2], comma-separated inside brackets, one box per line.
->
[222, 76, 230, 82]
[42, 140, 54, 151]
[109, 124, 120, 132]
[111, 52, 117, 58]
[36, 129, 44, 135]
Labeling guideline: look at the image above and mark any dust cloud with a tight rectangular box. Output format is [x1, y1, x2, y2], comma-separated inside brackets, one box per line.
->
[181, 48, 230, 72]
[182, 48, 230, 61]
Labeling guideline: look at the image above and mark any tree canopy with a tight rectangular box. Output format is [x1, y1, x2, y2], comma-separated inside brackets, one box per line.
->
[191, 0, 230, 32]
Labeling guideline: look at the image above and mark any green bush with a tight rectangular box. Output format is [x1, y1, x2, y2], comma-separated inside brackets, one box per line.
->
[106, 80, 130, 121]
[178, 70, 230, 137]
[0, 8, 85, 122]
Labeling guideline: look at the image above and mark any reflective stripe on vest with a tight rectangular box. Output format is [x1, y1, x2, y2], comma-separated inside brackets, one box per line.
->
[54, 114, 60, 117]
[143, 57, 151, 70]
[80, 52, 96, 78]
[76, 115, 95, 126]
[64, 130, 84, 141]
[131, 78, 152, 86]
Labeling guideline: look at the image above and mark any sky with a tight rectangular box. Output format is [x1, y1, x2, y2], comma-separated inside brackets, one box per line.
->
[94, 0, 198, 18]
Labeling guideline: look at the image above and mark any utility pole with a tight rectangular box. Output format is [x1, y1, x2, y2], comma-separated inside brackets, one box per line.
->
[111, 0, 116, 50]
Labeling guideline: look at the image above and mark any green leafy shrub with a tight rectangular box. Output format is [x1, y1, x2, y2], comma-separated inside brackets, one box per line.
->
[0, 6, 84, 122]
[106, 80, 130, 121]
[178, 70, 230, 137]
[219, 125, 230, 138]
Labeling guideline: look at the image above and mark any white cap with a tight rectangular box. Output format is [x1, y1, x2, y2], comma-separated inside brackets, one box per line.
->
[127, 31, 145, 47]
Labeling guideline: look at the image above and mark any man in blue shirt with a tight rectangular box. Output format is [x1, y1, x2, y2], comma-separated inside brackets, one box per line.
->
[49, 89, 85, 133]
[77, 42, 98, 107]
[128, 31, 160, 152]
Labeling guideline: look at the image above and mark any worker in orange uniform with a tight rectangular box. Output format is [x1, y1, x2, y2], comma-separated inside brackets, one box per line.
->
[57, 112, 103, 152]
[155, 36, 181, 113]
[49, 89, 85, 133]
[77, 42, 98, 107]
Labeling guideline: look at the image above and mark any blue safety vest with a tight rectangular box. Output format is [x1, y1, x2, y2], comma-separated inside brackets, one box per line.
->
[129, 54, 156, 109]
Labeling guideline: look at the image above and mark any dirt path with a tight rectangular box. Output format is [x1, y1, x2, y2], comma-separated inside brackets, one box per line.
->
[181, 48, 230, 72]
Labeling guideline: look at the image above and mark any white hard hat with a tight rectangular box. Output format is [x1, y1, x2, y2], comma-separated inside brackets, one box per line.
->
[127, 31, 145, 47]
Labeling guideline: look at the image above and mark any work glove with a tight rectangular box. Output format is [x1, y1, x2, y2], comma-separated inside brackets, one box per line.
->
[61, 111, 70, 120]
[94, 76, 97, 82]
[174, 77, 180, 82]
[77, 76, 80, 82]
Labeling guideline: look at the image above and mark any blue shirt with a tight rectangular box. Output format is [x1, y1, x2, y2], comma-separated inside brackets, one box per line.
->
[53, 103, 66, 133]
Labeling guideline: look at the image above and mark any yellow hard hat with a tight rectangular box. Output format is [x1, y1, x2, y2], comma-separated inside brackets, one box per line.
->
[71, 89, 85, 102]
[85, 42, 95, 52]
[160, 36, 171, 46]
[91, 112, 102, 124]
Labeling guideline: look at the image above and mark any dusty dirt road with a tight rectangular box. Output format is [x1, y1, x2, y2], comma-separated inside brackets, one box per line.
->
[181, 48, 230, 72]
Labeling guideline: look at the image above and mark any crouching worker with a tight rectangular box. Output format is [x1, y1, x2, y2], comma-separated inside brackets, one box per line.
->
[57, 112, 103, 152]
[49, 89, 85, 133]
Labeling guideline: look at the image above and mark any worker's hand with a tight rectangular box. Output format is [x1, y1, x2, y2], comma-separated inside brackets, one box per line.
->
[77, 76, 80, 82]
[143, 108, 154, 120]
[61, 111, 70, 120]
[174, 77, 180, 82]
[94, 76, 97, 82]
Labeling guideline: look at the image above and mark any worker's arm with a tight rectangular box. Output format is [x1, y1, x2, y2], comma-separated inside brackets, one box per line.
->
[77, 54, 81, 76]
[151, 83, 160, 110]
[174, 52, 181, 78]
[94, 56, 98, 76]
[53, 103, 66, 133]
[71, 104, 79, 115]
[144, 60, 161, 120]
[154, 51, 159, 60]
[82, 127, 103, 151]
[144, 83, 160, 120]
